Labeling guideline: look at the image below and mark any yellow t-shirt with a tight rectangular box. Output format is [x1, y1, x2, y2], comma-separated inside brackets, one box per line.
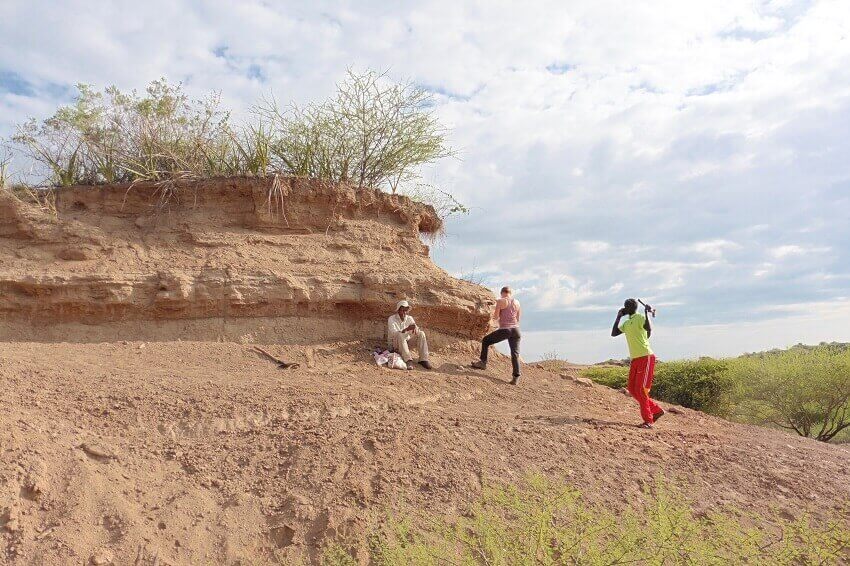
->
[620, 313, 653, 359]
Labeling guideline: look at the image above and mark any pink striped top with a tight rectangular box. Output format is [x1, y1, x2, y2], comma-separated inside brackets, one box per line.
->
[498, 298, 519, 329]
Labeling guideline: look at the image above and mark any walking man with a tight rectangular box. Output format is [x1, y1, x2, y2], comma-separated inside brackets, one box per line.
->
[388, 300, 432, 370]
[612, 298, 664, 428]
[472, 287, 522, 384]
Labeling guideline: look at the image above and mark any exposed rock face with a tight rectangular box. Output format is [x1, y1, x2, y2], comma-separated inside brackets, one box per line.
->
[0, 177, 493, 343]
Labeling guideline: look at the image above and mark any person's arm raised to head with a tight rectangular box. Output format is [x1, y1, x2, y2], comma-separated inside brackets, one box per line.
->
[611, 308, 625, 337]
[515, 300, 521, 323]
[492, 298, 505, 321]
[643, 306, 652, 337]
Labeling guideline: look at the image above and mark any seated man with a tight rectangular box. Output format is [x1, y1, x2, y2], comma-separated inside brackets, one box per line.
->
[387, 300, 432, 370]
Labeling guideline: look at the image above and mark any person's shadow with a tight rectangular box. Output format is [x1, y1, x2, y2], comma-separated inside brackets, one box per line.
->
[518, 415, 633, 428]
[436, 362, 507, 386]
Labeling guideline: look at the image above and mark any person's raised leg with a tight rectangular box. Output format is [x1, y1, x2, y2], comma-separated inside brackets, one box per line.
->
[473, 329, 509, 369]
[645, 355, 663, 418]
[627, 356, 652, 424]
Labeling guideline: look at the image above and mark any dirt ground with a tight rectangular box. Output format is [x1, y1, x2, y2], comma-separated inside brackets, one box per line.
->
[1, 340, 848, 565]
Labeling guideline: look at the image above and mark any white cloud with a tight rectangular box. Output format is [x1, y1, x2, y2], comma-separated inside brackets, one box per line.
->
[769, 244, 831, 259]
[526, 272, 623, 310]
[575, 240, 611, 254]
[685, 239, 741, 258]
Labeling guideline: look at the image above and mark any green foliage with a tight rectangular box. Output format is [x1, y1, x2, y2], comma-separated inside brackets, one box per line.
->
[12, 80, 238, 187]
[652, 358, 733, 415]
[728, 346, 850, 441]
[323, 474, 849, 565]
[582, 365, 628, 389]
[228, 124, 273, 177]
[257, 69, 452, 195]
[10, 71, 462, 216]
[320, 542, 358, 566]
[584, 345, 850, 442]
[402, 183, 469, 218]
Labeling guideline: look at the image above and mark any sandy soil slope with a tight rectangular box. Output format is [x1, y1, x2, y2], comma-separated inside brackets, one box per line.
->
[1, 341, 847, 564]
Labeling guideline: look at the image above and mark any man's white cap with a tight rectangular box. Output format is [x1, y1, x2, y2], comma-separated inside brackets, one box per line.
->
[396, 300, 410, 310]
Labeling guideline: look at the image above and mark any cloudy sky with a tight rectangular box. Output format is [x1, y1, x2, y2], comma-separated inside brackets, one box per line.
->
[3, 1, 849, 362]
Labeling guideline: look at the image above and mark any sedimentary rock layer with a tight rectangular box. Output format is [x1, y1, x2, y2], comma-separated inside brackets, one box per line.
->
[0, 177, 492, 343]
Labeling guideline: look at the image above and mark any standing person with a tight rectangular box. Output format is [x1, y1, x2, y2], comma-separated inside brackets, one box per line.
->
[612, 298, 664, 428]
[387, 300, 432, 370]
[471, 287, 522, 384]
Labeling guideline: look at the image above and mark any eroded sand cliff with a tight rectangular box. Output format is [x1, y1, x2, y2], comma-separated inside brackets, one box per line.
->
[0, 177, 492, 343]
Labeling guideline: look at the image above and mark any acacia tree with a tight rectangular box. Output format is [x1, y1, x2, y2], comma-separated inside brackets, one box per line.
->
[730, 346, 850, 442]
[258, 69, 453, 193]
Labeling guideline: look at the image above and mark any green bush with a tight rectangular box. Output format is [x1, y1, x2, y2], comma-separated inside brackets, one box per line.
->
[652, 358, 733, 415]
[584, 346, 850, 443]
[12, 81, 236, 186]
[582, 366, 628, 389]
[728, 346, 850, 442]
[585, 359, 733, 414]
[322, 474, 849, 565]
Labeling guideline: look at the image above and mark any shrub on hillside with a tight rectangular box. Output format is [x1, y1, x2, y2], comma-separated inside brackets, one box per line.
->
[583, 358, 733, 414]
[582, 366, 628, 389]
[653, 358, 733, 415]
[728, 346, 850, 442]
[322, 474, 850, 564]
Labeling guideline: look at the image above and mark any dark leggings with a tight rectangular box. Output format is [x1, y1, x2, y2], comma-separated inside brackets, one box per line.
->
[480, 327, 521, 377]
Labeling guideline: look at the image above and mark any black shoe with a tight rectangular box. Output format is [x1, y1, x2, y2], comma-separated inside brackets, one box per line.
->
[652, 409, 665, 423]
[637, 422, 653, 429]
[471, 360, 486, 370]
[510, 376, 520, 385]
[419, 360, 433, 370]
[406, 360, 414, 370]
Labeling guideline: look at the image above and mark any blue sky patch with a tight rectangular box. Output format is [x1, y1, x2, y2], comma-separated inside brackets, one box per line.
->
[0, 70, 35, 96]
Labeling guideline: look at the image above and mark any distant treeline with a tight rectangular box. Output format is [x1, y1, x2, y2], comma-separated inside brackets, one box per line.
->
[583, 343, 850, 443]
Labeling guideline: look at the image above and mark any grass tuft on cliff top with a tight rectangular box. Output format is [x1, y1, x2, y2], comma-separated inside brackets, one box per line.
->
[7, 70, 463, 219]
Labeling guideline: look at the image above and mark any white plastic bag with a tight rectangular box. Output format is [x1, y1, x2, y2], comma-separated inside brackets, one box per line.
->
[387, 352, 409, 370]
[373, 350, 390, 366]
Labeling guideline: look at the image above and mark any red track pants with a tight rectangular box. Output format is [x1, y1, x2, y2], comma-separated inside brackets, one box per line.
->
[628, 354, 661, 424]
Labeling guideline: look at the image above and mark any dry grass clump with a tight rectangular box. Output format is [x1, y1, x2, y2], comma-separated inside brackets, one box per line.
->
[1, 144, 56, 214]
